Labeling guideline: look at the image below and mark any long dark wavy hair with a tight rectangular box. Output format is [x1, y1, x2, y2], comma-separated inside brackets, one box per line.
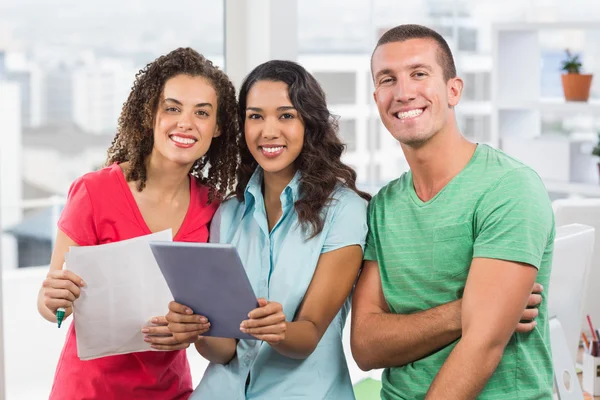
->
[106, 47, 239, 202]
[235, 60, 371, 238]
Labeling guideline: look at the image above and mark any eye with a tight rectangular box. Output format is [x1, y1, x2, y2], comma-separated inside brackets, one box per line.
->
[379, 77, 394, 85]
[280, 113, 295, 120]
[247, 113, 262, 120]
[166, 106, 180, 113]
[196, 110, 209, 117]
[413, 71, 428, 78]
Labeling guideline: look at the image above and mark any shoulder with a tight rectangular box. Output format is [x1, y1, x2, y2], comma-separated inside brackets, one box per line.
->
[73, 163, 121, 194]
[209, 196, 244, 244]
[370, 172, 410, 207]
[328, 185, 368, 216]
[332, 185, 368, 206]
[191, 179, 220, 212]
[462, 145, 547, 200]
[484, 150, 546, 194]
[216, 195, 244, 217]
[64, 164, 120, 205]
[478, 145, 544, 186]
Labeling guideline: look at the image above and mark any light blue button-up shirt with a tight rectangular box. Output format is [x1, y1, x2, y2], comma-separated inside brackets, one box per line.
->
[192, 168, 368, 400]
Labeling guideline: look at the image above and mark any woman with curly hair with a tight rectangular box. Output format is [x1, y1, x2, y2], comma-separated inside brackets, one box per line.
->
[166, 60, 372, 399]
[37, 47, 239, 399]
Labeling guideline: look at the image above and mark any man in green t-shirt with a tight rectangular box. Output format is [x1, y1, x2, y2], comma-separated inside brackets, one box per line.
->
[351, 24, 554, 399]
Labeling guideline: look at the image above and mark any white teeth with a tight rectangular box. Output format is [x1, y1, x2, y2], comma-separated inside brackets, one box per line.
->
[170, 136, 196, 145]
[262, 146, 284, 153]
[397, 108, 424, 120]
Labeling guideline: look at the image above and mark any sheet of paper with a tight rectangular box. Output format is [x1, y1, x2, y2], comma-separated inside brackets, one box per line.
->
[65, 229, 173, 360]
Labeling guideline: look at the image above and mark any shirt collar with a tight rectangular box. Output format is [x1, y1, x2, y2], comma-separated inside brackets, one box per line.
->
[244, 167, 302, 207]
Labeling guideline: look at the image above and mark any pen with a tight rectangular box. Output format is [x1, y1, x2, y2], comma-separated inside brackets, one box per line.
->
[587, 315, 597, 341]
[56, 307, 66, 328]
[582, 332, 590, 352]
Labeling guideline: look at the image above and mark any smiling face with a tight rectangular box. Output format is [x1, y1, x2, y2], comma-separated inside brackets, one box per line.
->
[152, 74, 220, 168]
[244, 80, 305, 180]
[372, 38, 462, 147]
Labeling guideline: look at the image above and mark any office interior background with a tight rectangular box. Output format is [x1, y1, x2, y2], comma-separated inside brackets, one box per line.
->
[0, 0, 599, 398]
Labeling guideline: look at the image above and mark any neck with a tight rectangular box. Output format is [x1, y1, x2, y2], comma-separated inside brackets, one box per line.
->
[262, 168, 296, 206]
[402, 122, 477, 202]
[143, 151, 192, 201]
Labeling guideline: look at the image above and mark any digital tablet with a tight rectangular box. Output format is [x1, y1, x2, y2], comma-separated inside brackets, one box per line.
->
[149, 242, 258, 340]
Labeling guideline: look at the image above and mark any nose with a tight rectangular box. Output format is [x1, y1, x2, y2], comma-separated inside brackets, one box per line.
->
[177, 112, 193, 130]
[261, 117, 280, 139]
[392, 76, 416, 103]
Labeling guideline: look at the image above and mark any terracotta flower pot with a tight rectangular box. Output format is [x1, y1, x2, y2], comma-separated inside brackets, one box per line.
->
[561, 73, 593, 102]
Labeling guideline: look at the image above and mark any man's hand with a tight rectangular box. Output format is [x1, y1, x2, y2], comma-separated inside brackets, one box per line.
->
[516, 282, 543, 333]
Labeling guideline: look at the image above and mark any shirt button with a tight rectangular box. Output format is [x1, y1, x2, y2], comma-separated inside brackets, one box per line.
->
[244, 354, 253, 367]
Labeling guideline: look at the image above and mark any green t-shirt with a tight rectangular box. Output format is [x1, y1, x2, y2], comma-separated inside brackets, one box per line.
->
[364, 144, 555, 400]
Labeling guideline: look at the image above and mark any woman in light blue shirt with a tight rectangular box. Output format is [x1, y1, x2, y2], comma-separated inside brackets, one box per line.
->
[166, 60, 370, 399]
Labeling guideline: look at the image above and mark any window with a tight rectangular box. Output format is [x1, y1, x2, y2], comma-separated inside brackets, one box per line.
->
[463, 72, 491, 101]
[462, 115, 491, 142]
[313, 72, 357, 105]
[458, 27, 478, 52]
[339, 119, 357, 152]
[368, 117, 381, 151]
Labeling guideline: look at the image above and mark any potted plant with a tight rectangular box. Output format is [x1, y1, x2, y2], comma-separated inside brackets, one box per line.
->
[592, 132, 600, 181]
[561, 49, 593, 102]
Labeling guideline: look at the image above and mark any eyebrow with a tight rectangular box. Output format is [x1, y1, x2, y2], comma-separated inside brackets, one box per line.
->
[374, 64, 434, 80]
[408, 63, 434, 72]
[246, 106, 296, 112]
[164, 98, 213, 108]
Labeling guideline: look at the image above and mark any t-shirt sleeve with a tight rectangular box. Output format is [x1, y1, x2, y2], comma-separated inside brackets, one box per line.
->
[321, 192, 368, 254]
[57, 177, 98, 246]
[473, 167, 555, 269]
[363, 199, 378, 261]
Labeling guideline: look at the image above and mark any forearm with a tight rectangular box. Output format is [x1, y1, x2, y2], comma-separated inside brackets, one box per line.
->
[352, 300, 462, 370]
[426, 335, 505, 399]
[194, 337, 237, 364]
[270, 321, 320, 359]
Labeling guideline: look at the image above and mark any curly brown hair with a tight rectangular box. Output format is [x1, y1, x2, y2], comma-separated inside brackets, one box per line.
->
[106, 47, 239, 202]
[236, 60, 371, 238]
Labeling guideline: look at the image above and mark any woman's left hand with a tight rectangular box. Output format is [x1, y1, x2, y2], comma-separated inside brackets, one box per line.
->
[240, 298, 287, 345]
[142, 315, 190, 351]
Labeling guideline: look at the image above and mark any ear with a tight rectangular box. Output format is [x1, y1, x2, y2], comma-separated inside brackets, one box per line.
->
[213, 125, 222, 138]
[447, 76, 464, 107]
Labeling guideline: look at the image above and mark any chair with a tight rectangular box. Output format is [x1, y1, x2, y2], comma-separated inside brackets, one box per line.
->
[550, 317, 585, 400]
[548, 224, 595, 364]
[553, 199, 600, 340]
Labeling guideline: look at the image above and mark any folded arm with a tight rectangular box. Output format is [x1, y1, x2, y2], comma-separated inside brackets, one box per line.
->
[351, 260, 462, 370]
[351, 260, 543, 371]
[425, 258, 538, 399]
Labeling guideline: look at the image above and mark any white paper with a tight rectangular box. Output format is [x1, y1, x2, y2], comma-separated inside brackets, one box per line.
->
[65, 229, 174, 360]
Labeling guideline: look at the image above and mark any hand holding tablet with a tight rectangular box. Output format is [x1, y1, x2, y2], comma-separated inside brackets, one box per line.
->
[149, 242, 259, 340]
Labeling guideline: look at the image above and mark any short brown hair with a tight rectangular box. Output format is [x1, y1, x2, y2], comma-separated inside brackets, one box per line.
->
[373, 24, 457, 82]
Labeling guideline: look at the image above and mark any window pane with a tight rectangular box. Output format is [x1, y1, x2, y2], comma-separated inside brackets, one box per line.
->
[339, 119, 357, 152]
[313, 72, 357, 105]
